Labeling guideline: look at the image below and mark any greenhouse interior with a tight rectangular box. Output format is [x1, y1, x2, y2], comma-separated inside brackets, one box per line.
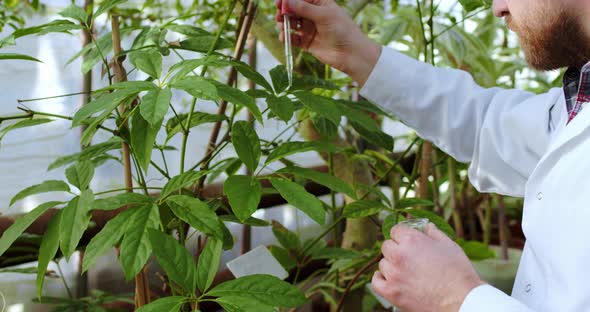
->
[0, 0, 585, 311]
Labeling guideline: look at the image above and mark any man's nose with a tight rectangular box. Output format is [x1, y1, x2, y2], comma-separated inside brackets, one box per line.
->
[492, 0, 509, 17]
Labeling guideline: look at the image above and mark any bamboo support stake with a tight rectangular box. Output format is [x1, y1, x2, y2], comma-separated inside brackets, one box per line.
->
[111, 15, 150, 307]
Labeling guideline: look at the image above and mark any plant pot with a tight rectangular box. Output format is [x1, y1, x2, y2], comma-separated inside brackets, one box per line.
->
[471, 246, 522, 295]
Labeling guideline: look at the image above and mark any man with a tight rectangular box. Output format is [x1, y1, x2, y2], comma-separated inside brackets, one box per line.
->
[277, 0, 590, 311]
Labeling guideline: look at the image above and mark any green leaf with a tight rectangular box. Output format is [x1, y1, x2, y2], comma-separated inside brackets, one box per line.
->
[93, 193, 152, 211]
[294, 91, 342, 125]
[48, 137, 122, 171]
[269, 245, 296, 271]
[60, 190, 94, 260]
[0, 20, 83, 48]
[219, 215, 270, 227]
[140, 87, 172, 127]
[270, 65, 290, 94]
[311, 247, 360, 260]
[292, 75, 339, 91]
[269, 178, 325, 225]
[171, 76, 218, 101]
[168, 55, 227, 84]
[277, 166, 356, 199]
[0, 53, 42, 62]
[83, 208, 136, 272]
[59, 4, 88, 22]
[148, 229, 198, 294]
[165, 24, 210, 37]
[178, 36, 233, 52]
[0, 201, 62, 257]
[97, 81, 158, 93]
[95, 0, 127, 17]
[400, 208, 456, 238]
[381, 213, 397, 238]
[36, 210, 61, 299]
[72, 89, 139, 127]
[207, 274, 306, 307]
[131, 111, 160, 172]
[457, 239, 496, 261]
[350, 121, 394, 151]
[458, 0, 486, 12]
[0, 118, 53, 143]
[10, 180, 70, 206]
[65, 160, 94, 190]
[165, 112, 226, 142]
[159, 171, 207, 200]
[166, 195, 224, 240]
[342, 200, 387, 218]
[224, 175, 261, 222]
[231, 121, 260, 172]
[271, 220, 300, 251]
[135, 296, 186, 312]
[120, 203, 161, 280]
[196, 238, 222, 292]
[265, 141, 338, 165]
[230, 60, 273, 92]
[212, 81, 262, 122]
[266, 95, 294, 123]
[129, 49, 162, 79]
[215, 296, 275, 312]
[395, 198, 434, 209]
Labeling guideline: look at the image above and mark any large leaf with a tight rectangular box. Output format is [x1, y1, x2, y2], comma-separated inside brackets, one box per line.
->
[129, 49, 162, 79]
[93, 192, 152, 211]
[457, 239, 496, 261]
[177, 36, 233, 52]
[59, 4, 88, 22]
[0, 20, 83, 48]
[223, 175, 261, 222]
[230, 60, 273, 92]
[36, 210, 61, 299]
[60, 190, 94, 260]
[277, 166, 356, 199]
[82, 208, 137, 272]
[135, 296, 186, 312]
[400, 208, 456, 238]
[269, 245, 296, 271]
[395, 198, 434, 209]
[0, 118, 53, 143]
[196, 238, 222, 292]
[131, 112, 160, 172]
[212, 81, 262, 122]
[311, 247, 360, 260]
[266, 95, 294, 123]
[140, 87, 172, 127]
[10, 180, 70, 206]
[120, 203, 161, 280]
[215, 296, 275, 312]
[168, 55, 228, 84]
[48, 137, 122, 170]
[171, 76, 218, 101]
[159, 171, 207, 200]
[165, 112, 226, 142]
[231, 121, 260, 172]
[269, 178, 325, 225]
[0, 201, 63, 257]
[207, 274, 307, 307]
[342, 200, 387, 218]
[148, 229, 198, 294]
[72, 89, 139, 127]
[350, 121, 394, 151]
[165, 24, 209, 37]
[294, 91, 342, 125]
[265, 141, 338, 165]
[0, 53, 42, 62]
[94, 0, 127, 17]
[271, 221, 300, 251]
[219, 215, 270, 227]
[269, 65, 290, 94]
[166, 195, 224, 240]
[458, 0, 488, 12]
[65, 160, 94, 191]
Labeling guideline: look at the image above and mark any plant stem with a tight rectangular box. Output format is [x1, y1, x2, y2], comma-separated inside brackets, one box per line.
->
[336, 253, 382, 312]
[56, 261, 73, 299]
[17, 91, 93, 103]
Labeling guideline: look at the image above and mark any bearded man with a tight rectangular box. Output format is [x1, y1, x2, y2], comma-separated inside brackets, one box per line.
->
[276, 0, 590, 311]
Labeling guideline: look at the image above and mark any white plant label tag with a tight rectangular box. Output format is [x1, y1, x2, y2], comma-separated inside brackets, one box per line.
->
[366, 283, 394, 309]
[227, 245, 289, 280]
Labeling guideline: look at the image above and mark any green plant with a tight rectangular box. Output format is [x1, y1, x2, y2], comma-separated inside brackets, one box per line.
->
[0, 0, 558, 311]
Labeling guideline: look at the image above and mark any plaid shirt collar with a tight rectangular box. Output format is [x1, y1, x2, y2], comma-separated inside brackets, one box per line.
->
[563, 62, 590, 124]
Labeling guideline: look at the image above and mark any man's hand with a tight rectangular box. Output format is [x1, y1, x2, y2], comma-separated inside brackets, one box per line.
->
[372, 223, 485, 312]
[275, 0, 381, 87]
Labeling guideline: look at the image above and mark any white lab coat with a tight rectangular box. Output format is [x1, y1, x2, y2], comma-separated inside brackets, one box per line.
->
[360, 46, 588, 311]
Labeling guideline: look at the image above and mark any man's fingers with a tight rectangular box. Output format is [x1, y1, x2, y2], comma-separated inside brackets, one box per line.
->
[390, 223, 425, 243]
[378, 258, 397, 280]
[381, 239, 398, 262]
[424, 223, 451, 242]
[284, 0, 325, 22]
[371, 271, 388, 295]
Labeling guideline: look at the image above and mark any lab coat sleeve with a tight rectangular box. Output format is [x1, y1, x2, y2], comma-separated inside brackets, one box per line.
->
[359, 46, 564, 197]
[460, 284, 534, 312]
